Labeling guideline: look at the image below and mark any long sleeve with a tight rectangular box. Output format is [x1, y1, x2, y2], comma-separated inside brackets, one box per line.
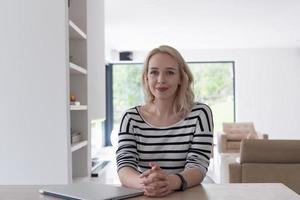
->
[116, 112, 139, 172]
[185, 103, 214, 175]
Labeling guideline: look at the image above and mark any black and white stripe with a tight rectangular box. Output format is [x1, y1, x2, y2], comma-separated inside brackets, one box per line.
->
[116, 102, 213, 176]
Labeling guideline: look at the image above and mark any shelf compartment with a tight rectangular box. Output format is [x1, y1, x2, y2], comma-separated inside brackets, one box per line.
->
[71, 140, 88, 152]
[69, 20, 87, 39]
[70, 105, 87, 110]
[70, 62, 87, 74]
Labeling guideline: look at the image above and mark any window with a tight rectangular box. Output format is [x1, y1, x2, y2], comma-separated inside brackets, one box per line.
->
[105, 62, 235, 145]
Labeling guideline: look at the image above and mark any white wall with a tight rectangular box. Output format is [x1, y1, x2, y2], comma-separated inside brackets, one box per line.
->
[0, 0, 69, 184]
[87, 0, 106, 120]
[113, 48, 300, 139]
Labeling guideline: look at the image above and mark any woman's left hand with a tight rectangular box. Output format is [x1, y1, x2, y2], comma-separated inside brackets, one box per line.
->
[140, 162, 173, 197]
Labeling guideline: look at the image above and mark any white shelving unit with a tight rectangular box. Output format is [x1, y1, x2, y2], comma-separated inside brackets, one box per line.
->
[68, 0, 90, 181]
[1, 0, 104, 184]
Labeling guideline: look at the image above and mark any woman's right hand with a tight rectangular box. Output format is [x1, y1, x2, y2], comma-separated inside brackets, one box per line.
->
[140, 162, 173, 197]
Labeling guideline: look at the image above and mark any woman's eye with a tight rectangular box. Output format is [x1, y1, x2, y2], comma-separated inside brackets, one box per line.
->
[167, 71, 175, 75]
[150, 71, 158, 75]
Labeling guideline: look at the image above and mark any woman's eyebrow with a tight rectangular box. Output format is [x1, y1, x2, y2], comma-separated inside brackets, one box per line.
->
[149, 67, 158, 69]
[148, 66, 177, 70]
[166, 67, 177, 70]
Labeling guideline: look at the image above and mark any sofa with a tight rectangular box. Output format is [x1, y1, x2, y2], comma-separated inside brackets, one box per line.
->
[218, 122, 268, 153]
[229, 139, 300, 194]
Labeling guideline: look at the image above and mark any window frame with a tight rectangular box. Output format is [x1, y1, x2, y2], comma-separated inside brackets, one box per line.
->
[105, 61, 236, 146]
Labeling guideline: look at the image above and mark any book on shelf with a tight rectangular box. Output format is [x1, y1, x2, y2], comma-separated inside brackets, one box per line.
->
[71, 131, 82, 144]
[70, 101, 81, 106]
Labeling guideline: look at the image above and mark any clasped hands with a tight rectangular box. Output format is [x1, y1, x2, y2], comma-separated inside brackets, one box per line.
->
[139, 162, 173, 197]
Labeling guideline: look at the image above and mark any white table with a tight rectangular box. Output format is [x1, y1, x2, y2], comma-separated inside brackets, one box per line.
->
[131, 183, 300, 200]
[0, 183, 298, 200]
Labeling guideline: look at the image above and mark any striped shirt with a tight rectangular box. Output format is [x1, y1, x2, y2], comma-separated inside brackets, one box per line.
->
[116, 102, 213, 176]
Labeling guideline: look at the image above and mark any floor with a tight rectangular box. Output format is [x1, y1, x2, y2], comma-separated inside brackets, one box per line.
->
[90, 147, 120, 184]
[87, 146, 235, 185]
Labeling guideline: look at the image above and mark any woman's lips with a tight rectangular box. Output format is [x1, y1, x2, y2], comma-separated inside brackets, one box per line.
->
[156, 87, 168, 92]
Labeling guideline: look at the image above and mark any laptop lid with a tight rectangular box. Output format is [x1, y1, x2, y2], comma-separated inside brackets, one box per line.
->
[39, 182, 144, 200]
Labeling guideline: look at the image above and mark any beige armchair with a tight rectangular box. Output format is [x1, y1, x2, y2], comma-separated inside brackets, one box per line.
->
[229, 139, 300, 194]
[218, 122, 268, 153]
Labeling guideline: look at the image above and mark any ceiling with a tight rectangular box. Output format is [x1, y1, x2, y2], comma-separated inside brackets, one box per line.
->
[105, 0, 300, 51]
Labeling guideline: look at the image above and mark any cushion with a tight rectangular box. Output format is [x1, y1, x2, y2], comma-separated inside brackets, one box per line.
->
[247, 133, 258, 139]
[227, 141, 241, 149]
[240, 140, 300, 163]
[223, 123, 256, 135]
[227, 133, 248, 140]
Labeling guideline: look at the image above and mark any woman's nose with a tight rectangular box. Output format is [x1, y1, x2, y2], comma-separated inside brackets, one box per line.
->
[157, 73, 166, 83]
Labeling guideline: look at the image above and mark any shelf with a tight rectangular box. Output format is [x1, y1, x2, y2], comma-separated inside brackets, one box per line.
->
[69, 20, 87, 39]
[70, 105, 87, 110]
[70, 62, 87, 75]
[69, 0, 89, 181]
[71, 140, 88, 152]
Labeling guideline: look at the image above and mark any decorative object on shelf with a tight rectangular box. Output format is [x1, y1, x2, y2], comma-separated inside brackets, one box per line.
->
[70, 95, 76, 102]
[70, 95, 80, 106]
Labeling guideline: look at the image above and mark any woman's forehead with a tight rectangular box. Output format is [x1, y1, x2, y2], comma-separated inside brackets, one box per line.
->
[148, 53, 179, 69]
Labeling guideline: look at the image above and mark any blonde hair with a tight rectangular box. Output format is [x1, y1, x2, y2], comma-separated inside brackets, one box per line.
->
[142, 45, 195, 116]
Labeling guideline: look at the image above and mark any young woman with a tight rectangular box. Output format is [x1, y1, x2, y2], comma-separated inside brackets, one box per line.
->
[116, 45, 213, 197]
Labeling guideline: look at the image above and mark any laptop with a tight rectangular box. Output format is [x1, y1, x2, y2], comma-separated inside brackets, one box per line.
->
[39, 182, 144, 200]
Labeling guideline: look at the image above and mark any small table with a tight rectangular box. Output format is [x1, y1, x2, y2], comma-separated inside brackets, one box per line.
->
[0, 183, 298, 200]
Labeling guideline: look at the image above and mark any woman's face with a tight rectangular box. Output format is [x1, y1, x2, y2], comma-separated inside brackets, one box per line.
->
[147, 53, 181, 102]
